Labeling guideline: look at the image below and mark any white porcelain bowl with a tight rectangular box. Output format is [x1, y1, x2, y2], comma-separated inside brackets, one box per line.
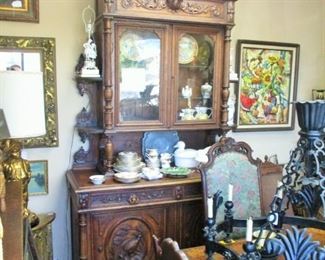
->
[89, 175, 105, 185]
[114, 172, 141, 183]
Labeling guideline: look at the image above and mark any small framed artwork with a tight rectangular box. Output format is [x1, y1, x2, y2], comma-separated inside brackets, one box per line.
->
[0, 0, 39, 23]
[234, 40, 300, 131]
[28, 160, 48, 196]
[312, 89, 325, 100]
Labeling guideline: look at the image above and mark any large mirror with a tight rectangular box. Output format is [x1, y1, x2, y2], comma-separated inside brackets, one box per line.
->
[0, 36, 58, 147]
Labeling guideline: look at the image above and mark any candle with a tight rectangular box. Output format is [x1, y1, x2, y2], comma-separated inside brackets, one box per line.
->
[276, 181, 283, 199]
[246, 217, 253, 242]
[207, 196, 213, 218]
[228, 184, 233, 201]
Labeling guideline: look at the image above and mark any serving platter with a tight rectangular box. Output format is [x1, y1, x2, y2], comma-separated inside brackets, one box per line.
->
[161, 167, 191, 178]
[142, 131, 179, 158]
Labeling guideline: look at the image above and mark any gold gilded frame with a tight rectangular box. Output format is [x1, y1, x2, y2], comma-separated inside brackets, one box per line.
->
[0, 36, 58, 147]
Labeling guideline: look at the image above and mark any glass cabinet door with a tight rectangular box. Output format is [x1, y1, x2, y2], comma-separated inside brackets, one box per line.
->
[175, 30, 216, 123]
[117, 27, 163, 124]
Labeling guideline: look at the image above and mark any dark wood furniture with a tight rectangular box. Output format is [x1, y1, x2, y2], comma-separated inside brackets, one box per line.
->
[199, 137, 262, 227]
[69, 1, 238, 259]
[67, 170, 204, 260]
[73, 0, 238, 171]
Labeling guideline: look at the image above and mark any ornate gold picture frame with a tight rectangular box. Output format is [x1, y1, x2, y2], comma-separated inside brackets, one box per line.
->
[0, 0, 39, 22]
[0, 36, 58, 147]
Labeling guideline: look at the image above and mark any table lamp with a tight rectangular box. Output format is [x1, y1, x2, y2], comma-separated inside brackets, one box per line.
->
[0, 70, 46, 227]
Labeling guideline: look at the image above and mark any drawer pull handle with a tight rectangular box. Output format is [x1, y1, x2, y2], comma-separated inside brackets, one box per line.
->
[128, 194, 139, 205]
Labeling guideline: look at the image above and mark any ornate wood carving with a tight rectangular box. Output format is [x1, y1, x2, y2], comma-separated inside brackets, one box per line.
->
[79, 193, 89, 209]
[103, 18, 114, 130]
[120, 0, 222, 17]
[73, 134, 99, 168]
[90, 188, 169, 207]
[79, 214, 88, 259]
[181, 201, 205, 247]
[103, 215, 161, 259]
[76, 79, 99, 128]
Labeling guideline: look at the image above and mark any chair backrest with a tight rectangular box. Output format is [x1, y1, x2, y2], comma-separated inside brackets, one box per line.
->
[154, 236, 189, 260]
[260, 158, 284, 216]
[199, 137, 262, 233]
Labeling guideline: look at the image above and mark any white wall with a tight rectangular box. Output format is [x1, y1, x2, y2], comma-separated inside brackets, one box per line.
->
[230, 0, 325, 164]
[0, 1, 324, 259]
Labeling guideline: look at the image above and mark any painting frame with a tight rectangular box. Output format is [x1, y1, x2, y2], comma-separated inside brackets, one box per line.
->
[0, 0, 39, 23]
[234, 40, 300, 132]
[28, 160, 48, 196]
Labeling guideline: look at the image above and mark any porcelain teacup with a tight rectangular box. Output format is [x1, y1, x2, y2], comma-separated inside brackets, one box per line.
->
[195, 106, 212, 120]
[180, 108, 195, 120]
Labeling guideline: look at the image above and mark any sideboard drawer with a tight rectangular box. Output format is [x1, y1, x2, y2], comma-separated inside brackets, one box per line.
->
[86, 182, 201, 209]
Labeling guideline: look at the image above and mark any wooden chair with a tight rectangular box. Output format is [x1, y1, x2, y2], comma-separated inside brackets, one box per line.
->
[153, 235, 188, 260]
[199, 137, 262, 238]
[260, 157, 284, 216]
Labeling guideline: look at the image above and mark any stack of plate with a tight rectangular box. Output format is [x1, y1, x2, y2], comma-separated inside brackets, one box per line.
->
[114, 172, 141, 184]
[113, 151, 145, 173]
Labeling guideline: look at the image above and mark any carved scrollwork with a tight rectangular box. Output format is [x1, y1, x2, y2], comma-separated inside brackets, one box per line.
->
[166, 0, 183, 10]
[121, 0, 222, 17]
[79, 193, 89, 209]
[128, 194, 139, 205]
[92, 189, 168, 206]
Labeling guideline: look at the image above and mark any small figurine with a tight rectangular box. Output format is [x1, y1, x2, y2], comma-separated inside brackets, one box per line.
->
[182, 85, 192, 108]
[80, 6, 100, 77]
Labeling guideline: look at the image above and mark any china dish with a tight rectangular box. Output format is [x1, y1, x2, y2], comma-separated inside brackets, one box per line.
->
[142, 131, 179, 158]
[161, 167, 191, 178]
[114, 172, 141, 184]
[113, 162, 145, 173]
[178, 34, 198, 64]
[89, 174, 105, 185]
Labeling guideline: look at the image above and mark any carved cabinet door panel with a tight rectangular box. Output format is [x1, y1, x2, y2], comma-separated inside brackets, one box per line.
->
[178, 200, 205, 249]
[90, 206, 172, 260]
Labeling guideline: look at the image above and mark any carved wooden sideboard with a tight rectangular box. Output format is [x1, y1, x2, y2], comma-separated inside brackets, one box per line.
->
[68, 1, 238, 259]
[67, 170, 204, 260]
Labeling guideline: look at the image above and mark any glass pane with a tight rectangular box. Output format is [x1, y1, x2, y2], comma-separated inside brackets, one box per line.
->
[119, 29, 160, 122]
[177, 33, 214, 121]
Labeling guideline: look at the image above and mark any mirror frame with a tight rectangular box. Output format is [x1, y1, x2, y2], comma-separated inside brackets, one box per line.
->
[0, 36, 58, 147]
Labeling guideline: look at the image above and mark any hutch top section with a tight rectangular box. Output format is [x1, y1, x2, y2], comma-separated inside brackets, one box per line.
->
[95, 0, 237, 25]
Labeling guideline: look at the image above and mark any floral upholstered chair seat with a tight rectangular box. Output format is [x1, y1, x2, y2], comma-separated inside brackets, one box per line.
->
[200, 137, 262, 238]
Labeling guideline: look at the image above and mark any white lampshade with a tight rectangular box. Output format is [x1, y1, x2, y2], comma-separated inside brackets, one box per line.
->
[0, 71, 46, 139]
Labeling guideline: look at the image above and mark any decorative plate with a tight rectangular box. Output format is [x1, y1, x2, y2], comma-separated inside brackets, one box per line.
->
[120, 31, 143, 62]
[161, 167, 191, 178]
[142, 131, 179, 158]
[197, 40, 211, 67]
[178, 34, 198, 64]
